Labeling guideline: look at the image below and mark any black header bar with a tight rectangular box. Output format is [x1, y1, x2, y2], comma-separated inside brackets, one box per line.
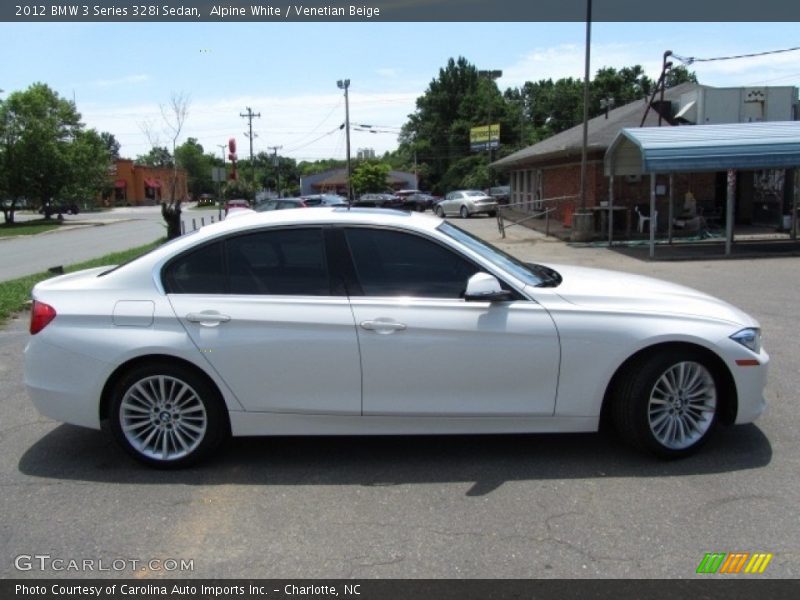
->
[3, 0, 800, 22]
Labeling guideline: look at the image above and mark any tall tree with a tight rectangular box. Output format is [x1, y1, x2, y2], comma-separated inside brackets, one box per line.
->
[0, 83, 111, 223]
[175, 137, 214, 198]
[351, 161, 391, 194]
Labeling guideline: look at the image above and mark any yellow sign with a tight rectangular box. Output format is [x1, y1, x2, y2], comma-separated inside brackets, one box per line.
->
[470, 124, 500, 151]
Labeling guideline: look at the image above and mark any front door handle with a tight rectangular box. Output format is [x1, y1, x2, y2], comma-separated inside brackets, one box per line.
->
[186, 312, 231, 326]
[360, 319, 407, 334]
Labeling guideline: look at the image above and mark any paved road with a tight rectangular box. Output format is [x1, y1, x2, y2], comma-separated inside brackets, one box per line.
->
[1, 206, 219, 282]
[0, 215, 797, 579]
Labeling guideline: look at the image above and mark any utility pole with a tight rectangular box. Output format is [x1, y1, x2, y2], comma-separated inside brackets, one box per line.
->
[572, 0, 595, 242]
[240, 107, 260, 188]
[337, 79, 352, 202]
[216, 144, 227, 219]
[268, 145, 283, 197]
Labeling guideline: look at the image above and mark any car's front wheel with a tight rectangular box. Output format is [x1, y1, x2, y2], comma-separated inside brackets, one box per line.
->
[109, 363, 228, 468]
[435, 205, 445, 218]
[460, 206, 470, 219]
[613, 349, 719, 458]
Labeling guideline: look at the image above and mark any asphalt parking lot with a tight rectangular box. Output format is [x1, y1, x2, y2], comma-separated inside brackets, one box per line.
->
[0, 216, 797, 579]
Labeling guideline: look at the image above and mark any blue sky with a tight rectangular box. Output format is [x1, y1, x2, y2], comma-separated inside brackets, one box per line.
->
[3, 21, 799, 161]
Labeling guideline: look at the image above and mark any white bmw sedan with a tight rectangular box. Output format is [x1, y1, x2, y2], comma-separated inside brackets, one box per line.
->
[24, 208, 768, 467]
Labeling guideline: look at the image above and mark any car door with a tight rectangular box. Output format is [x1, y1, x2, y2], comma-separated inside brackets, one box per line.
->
[341, 226, 560, 417]
[164, 227, 361, 415]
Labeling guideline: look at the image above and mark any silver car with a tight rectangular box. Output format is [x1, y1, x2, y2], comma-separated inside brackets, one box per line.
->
[436, 190, 498, 218]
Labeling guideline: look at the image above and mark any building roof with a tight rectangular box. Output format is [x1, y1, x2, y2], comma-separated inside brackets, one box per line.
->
[606, 121, 800, 175]
[492, 82, 702, 170]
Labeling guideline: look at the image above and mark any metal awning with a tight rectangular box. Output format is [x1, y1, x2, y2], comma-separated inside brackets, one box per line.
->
[605, 121, 800, 176]
[603, 121, 800, 258]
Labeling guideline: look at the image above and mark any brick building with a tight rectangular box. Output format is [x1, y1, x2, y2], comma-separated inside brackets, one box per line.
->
[492, 83, 799, 233]
[105, 159, 188, 206]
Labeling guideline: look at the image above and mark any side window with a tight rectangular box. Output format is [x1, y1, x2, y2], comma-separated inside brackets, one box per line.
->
[344, 228, 479, 298]
[163, 241, 226, 294]
[226, 228, 330, 295]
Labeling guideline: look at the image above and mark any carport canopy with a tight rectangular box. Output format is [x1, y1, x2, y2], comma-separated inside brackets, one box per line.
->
[603, 121, 800, 257]
[605, 121, 800, 176]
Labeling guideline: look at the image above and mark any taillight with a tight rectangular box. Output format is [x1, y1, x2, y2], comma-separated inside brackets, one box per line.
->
[30, 300, 57, 335]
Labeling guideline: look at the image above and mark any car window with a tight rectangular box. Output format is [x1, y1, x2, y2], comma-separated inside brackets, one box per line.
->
[226, 228, 330, 295]
[344, 228, 479, 298]
[163, 240, 226, 294]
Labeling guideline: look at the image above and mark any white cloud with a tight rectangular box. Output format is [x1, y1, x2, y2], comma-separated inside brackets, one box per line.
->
[81, 91, 419, 162]
[501, 43, 663, 88]
[90, 74, 150, 88]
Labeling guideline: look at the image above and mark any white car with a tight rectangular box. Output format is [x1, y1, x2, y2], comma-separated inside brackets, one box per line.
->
[436, 190, 498, 218]
[24, 208, 768, 467]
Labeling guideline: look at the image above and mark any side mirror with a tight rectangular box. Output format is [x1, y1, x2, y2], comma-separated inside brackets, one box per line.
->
[464, 272, 511, 302]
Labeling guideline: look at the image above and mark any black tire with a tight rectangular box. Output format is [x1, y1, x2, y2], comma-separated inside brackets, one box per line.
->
[435, 205, 445, 218]
[488, 210, 497, 218]
[109, 363, 228, 468]
[612, 349, 720, 458]
[460, 206, 470, 219]
[416, 204, 426, 212]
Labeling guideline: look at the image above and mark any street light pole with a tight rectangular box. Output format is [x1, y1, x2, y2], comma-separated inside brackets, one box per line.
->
[337, 79, 352, 202]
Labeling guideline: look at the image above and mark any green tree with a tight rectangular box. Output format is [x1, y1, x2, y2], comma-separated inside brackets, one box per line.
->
[100, 131, 121, 160]
[351, 161, 391, 194]
[0, 83, 111, 223]
[136, 146, 173, 168]
[175, 137, 215, 199]
[223, 178, 255, 202]
[60, 129, 113, 209]
[665, 65, 698, 88]
[399, 57, 506, 194]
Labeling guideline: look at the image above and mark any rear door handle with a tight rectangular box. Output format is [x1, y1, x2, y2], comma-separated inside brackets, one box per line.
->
[360, 320, 407, 334]
[186, 312, 231, 326]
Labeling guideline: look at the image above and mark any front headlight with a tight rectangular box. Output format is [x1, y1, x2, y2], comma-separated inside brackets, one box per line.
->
[730, 328, 761, 354]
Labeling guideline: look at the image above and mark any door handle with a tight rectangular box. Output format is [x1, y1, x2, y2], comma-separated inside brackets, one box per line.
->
[186, 312, 231, 326]
[360, 320, 407, 334]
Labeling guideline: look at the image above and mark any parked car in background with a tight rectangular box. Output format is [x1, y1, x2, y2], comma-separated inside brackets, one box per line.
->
[436, 190, 498, 218]
[487, 186, 511, 205]
[300, 194, 349, 207]
[39, 201, 80, 218]
[355, 193, 402, 208]
[224, 199, 251, 217]
[395, 190, 437, 212]
[255, 198, 309, 212]
[25, 207, 769, 467]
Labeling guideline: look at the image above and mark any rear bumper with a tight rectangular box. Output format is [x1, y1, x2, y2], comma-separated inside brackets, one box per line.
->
[24, 336, 108, 430]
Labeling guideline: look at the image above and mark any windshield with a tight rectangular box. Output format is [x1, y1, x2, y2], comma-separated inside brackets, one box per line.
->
[437, 222, 561, 288]
[465, 191, 485, 197]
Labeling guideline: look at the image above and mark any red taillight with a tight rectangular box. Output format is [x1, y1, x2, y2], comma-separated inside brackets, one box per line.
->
[30, 300, 57, 335]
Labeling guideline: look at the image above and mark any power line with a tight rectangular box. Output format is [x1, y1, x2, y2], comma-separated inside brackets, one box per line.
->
[672, 45, 800, 65]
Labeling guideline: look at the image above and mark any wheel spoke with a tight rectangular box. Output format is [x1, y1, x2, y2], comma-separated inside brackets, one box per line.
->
[648, 360, 717, 450]
[120, 375, 207, 462]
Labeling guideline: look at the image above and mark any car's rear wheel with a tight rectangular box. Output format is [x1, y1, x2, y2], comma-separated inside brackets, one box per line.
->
[435, 205, 445, 218]
[109, 363, 227, 468]
[613, 350, 719, 458]
[460, 206, 470, 219]
[488, 210, 497, 218]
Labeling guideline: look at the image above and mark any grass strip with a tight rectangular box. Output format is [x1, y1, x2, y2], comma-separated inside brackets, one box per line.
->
[0, 219, 63, 237]
[0, 238, 165, 324]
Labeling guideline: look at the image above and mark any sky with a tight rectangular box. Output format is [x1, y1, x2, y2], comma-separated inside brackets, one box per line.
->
[2, 21, 799, 163]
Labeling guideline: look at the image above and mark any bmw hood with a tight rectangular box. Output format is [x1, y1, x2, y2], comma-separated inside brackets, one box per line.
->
[542, 264, 757, 327]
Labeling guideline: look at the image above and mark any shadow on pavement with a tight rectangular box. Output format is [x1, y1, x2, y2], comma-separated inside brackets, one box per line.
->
[18, 423, 772, 496]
